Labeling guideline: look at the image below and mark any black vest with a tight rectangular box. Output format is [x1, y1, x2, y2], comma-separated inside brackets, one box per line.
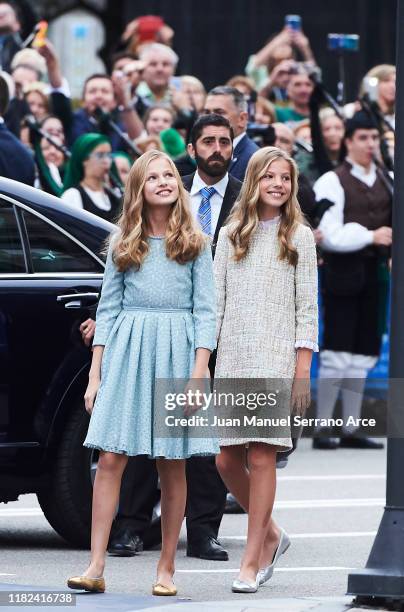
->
[77, 185, 121, 223]
[335, 160, 391, 231]
[323, 160, 392, 297]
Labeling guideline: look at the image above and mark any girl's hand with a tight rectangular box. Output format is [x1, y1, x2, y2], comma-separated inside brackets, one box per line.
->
[291, 375, 311, 416]
[183, 369, 210, 416]
[80, 318, 96, 347]
[84, 377, 100, 414]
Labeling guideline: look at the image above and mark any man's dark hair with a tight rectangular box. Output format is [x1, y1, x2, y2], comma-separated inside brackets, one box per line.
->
[191, 113, 234, 146]
[82, 73, 113, 98]
[345, 110, 379, 139]
[110, 51, 138, 70]
[207, 85, 248, 112]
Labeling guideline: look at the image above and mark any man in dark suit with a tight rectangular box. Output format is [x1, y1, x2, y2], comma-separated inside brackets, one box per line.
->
[83, 115, 242, 560]
[0, 74, 34, 186]
[202, 86, 259, 181]
[181, 114, 241, 558]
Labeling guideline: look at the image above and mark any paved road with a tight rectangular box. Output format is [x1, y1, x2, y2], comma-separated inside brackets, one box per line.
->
[0, 439, 387, 610]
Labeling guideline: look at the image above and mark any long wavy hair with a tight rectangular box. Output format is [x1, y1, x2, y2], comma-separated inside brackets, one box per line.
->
[227, 147, 303, 266]
[113, 150, 206, 271]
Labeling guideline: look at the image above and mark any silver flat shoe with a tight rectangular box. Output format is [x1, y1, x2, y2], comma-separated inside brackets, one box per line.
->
[258, 527, 291, 586]
[231, 574, 260, 593]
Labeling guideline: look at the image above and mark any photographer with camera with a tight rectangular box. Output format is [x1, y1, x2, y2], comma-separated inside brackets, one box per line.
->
[245, 16, 316, 105]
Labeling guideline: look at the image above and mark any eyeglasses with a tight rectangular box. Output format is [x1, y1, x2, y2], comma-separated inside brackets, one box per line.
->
[88, 152, 112, 161]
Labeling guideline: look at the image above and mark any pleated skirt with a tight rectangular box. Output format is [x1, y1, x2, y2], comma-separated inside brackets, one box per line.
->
[84, 307, 219, 458]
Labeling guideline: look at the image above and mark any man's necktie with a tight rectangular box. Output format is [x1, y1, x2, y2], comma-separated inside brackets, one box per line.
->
[198, 186, 215, 236]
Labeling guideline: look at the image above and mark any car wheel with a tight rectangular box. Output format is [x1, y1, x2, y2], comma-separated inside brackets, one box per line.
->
[37, 401, 94, 548]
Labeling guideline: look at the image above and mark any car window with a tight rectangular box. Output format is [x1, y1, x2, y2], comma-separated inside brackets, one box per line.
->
[22, 210, 102, 273]
[0, 205, 25, 273]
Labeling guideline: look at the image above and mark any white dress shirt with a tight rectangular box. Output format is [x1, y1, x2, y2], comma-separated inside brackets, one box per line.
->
[314, 158, 377, 253]
[190, 171, 229, 236]
[61, 187, 112, 211]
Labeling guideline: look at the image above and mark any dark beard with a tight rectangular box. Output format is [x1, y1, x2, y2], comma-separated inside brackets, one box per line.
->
[194, 152, 231, 178]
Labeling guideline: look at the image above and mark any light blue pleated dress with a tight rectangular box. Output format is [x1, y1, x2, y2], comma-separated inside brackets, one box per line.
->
[84, 233, 219, 459]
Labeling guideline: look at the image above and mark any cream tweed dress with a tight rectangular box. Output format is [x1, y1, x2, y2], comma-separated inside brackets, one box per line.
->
[213, 218, 319, 449]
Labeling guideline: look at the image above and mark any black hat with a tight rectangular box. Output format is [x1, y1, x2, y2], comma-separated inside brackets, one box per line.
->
[345, 110, 379, 138]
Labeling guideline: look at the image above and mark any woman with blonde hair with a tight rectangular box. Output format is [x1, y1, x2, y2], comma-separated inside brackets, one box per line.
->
[67, 150, 218, 596]
[362, 64, 395, 124]
[214, 146, 318, 593]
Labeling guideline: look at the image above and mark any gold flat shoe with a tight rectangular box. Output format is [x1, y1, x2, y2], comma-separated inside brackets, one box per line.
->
[67, 576, 105, 593]
[152, 582, 177, 596]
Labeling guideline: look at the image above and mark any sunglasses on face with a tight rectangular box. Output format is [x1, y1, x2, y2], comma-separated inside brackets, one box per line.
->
[88, 152, 112, 161]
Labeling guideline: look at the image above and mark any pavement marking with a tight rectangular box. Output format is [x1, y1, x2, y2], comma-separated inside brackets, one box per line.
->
[0, 574, 16, 577]
[0, 498, 385, 518]
[0, 508, 43, 517]
[278, 474, 385, 482]
[176, 567, 355, 573]
[274, 498, 384, 509]
[223, 531, 377, 540]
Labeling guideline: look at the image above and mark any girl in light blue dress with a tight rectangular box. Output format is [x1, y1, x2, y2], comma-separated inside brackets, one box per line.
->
[67, 150, 218, 597]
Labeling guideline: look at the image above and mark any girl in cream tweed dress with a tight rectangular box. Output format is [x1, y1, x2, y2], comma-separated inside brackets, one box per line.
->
[214, 147, 318, 593]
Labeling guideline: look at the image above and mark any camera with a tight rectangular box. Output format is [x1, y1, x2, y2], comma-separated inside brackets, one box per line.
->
[327, 34, 360, 52]
[247, 123, 276, 147]
[285, 15, 301, 31]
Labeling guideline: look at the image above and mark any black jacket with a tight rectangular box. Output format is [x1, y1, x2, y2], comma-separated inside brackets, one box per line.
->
[0, 122, 35, 185]
[229, 134, 259, 182]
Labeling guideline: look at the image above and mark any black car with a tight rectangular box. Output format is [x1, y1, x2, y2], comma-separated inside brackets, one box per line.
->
[0, 178, 113, 547]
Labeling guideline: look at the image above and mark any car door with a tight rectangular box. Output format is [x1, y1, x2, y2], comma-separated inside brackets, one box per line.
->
[0, 198, 104, 447]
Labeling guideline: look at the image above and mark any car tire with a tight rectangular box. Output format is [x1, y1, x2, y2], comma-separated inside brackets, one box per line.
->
[37, 401, 93, 548]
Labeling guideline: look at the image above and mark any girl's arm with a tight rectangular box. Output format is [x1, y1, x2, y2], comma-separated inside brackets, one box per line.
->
[93, 232, 125, 347]
[192, 348, 212, 378]
[295, 226, 319, 352]
[191, 240, 216, 364]
[84, 233, 124, 414]
[213, 227, 229, 344]
[292, 227, 319, 414]
[84, 346, 104, 414]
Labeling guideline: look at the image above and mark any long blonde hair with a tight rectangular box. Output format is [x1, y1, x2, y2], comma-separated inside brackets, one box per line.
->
[227, 147, 303, 266]
[113, 150, 206, 271]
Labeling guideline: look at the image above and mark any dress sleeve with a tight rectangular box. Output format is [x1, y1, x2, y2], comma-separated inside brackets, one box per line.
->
[213, 227, 229, 344]
[192, 240, 216, 351]
[294, 226, 319, 352]
[93, 233, 124, 347]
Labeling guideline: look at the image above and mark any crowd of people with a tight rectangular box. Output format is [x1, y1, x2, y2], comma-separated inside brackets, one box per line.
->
[0, 3, 394, 598]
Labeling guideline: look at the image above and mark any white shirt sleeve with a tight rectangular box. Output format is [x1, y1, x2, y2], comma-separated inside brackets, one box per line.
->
[61, 188, 83, 209]
[314, 171, 374, 253]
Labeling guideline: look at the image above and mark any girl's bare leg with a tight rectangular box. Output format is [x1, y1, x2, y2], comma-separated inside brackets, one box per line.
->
[155, 458, 187, 588]
[238, 443, 278, 582]
[216, 443, 280, 581]
[85, 451, 128, 578]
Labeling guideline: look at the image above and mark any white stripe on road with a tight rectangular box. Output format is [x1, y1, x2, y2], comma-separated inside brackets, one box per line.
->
[177, 567, 355, 573]
[274, 498, 384, 509]
[0, 508, 43, 517]
[278, 474, 385, 482]
[0, 573, 16, 576]
[0, 498, 384, 518]
[223, 531, 377, 540]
